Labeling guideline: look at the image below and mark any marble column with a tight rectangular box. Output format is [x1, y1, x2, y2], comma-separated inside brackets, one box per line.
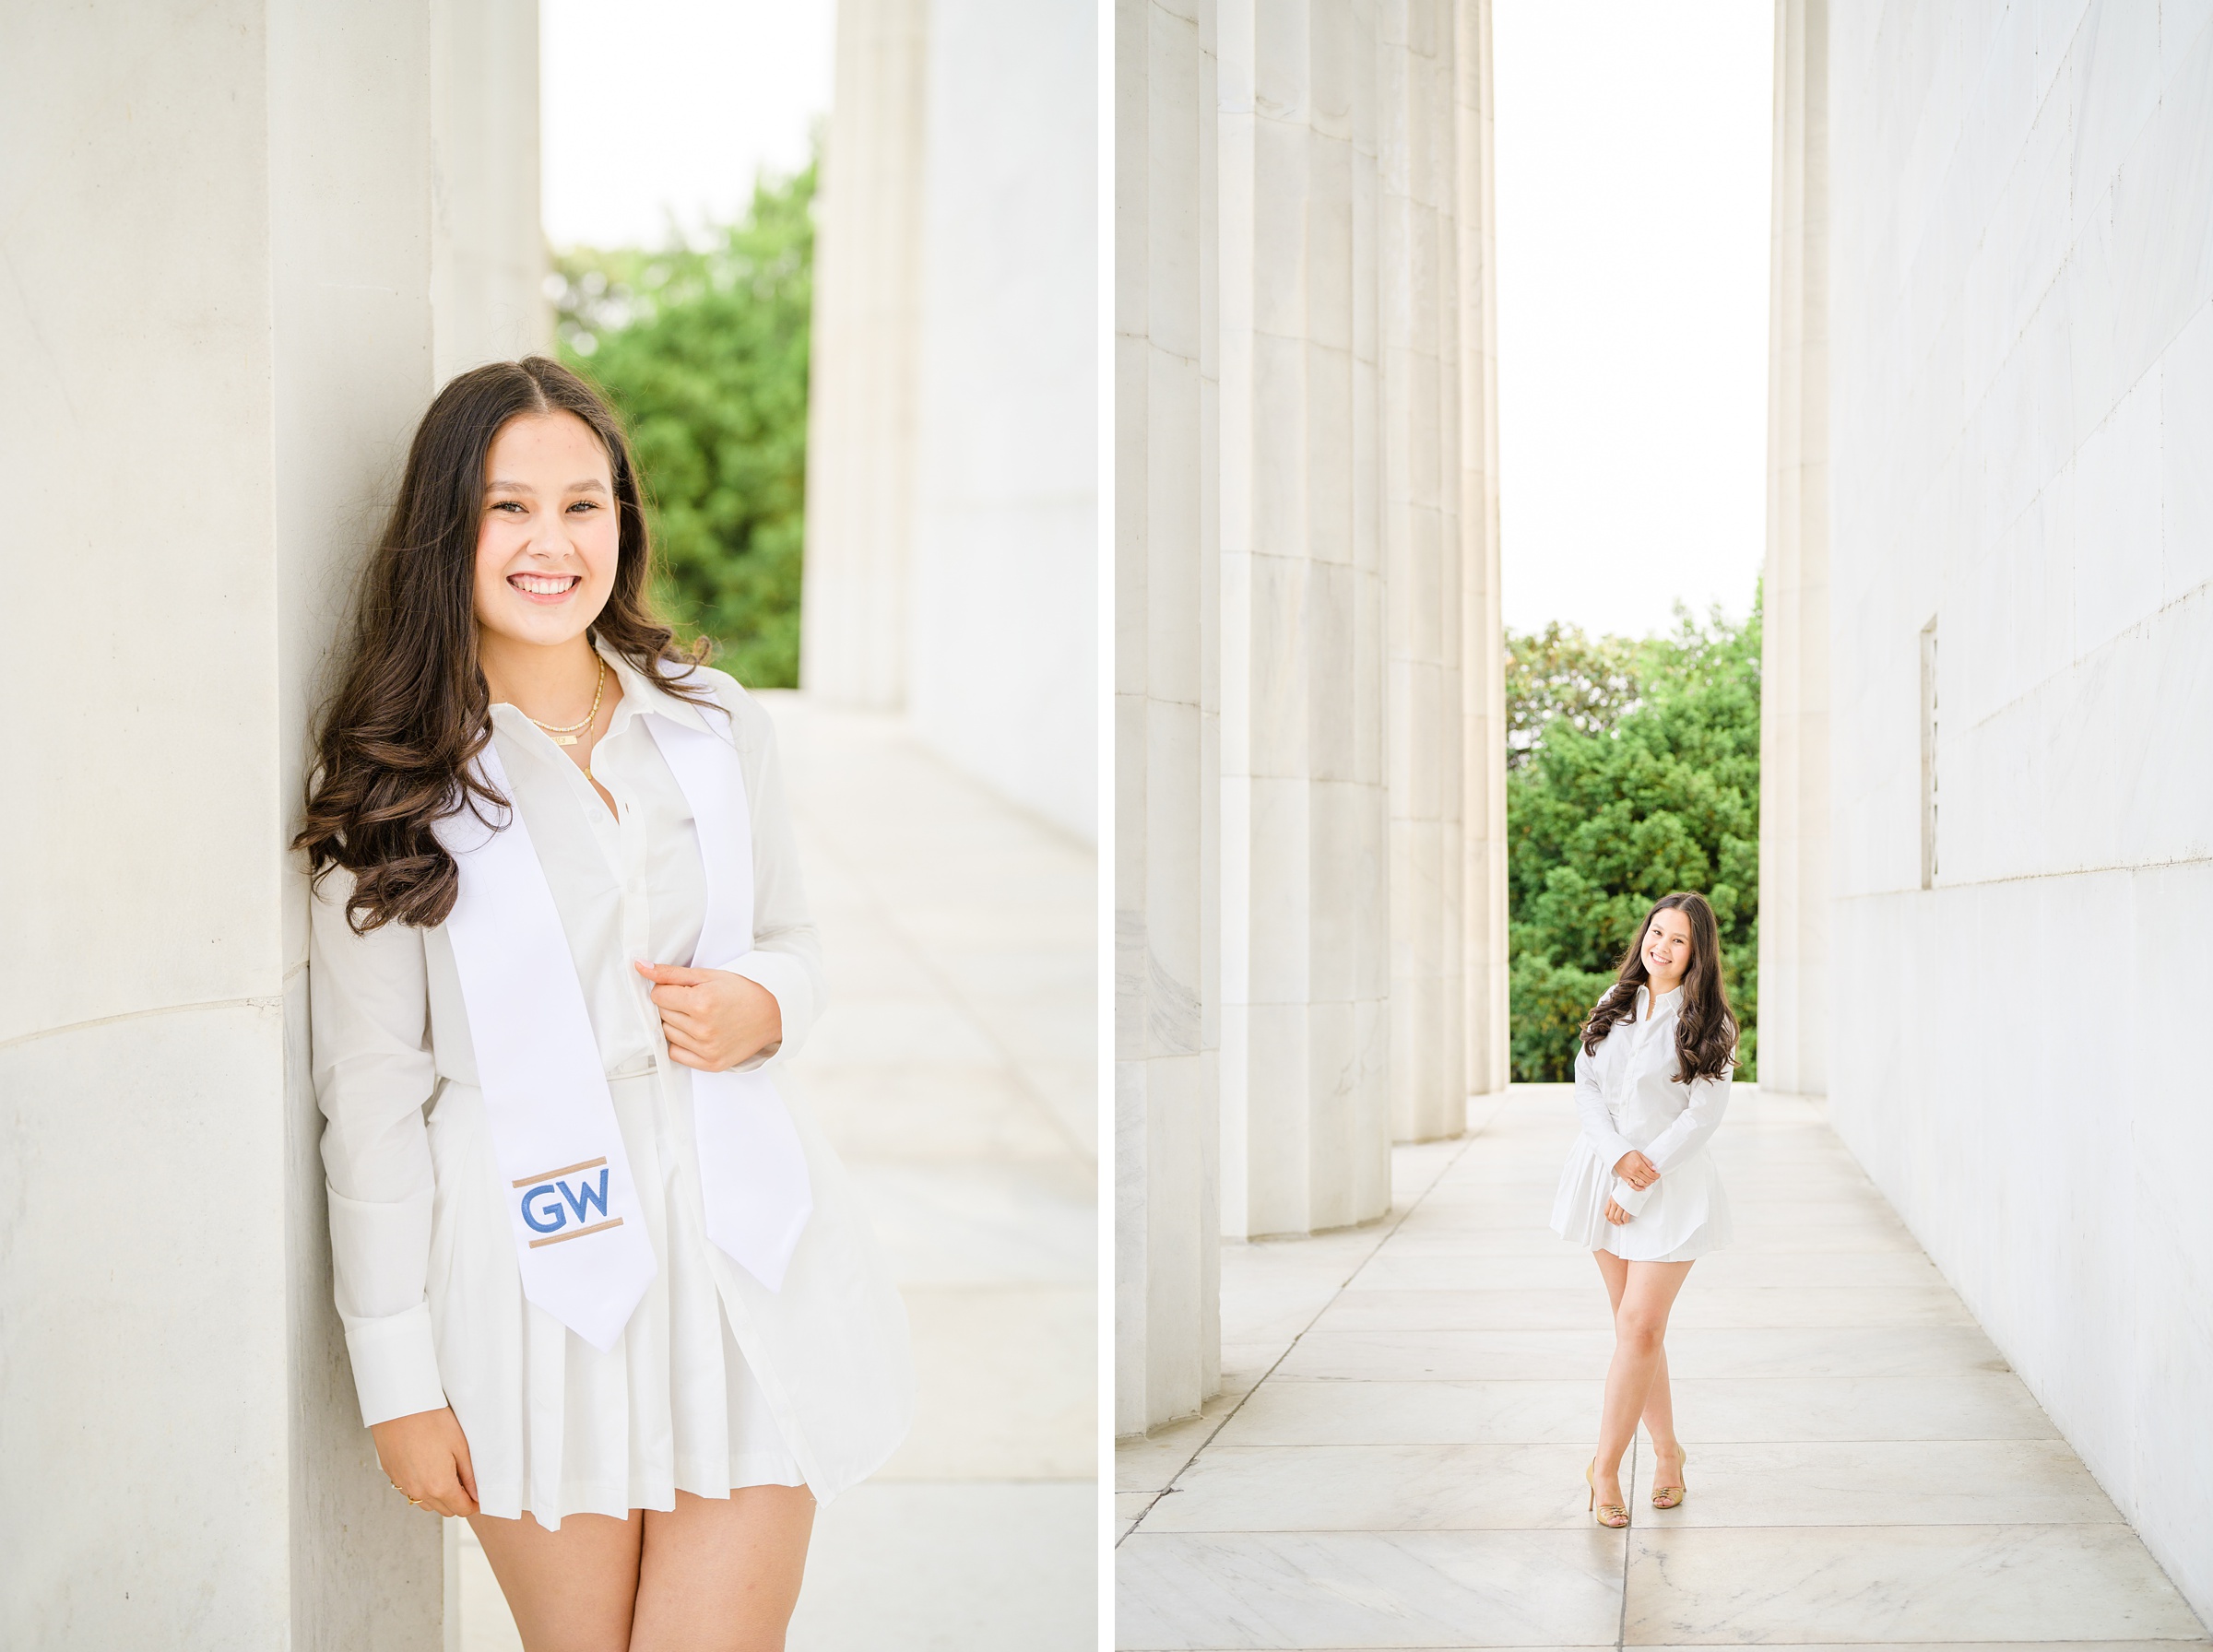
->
[430, 0, 551, 381]
[905, 0, 1099, 844]
[1, 2, 541, 1644]
[800, 0, 930, 710]
[1456, 0, 1509, 1103]
[1379, 1, 1473, 1144]
[1217, 0, 1391, 1240]
[1116, 0, 1222, 1436]
[1757, 0, 1828, 1097]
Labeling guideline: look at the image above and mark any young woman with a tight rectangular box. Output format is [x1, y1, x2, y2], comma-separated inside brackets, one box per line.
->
[298, 358, 912, 1651]
[1549, 891, 1736, 1529]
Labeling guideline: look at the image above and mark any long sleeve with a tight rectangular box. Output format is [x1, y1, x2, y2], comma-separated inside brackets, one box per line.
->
[308, 867, 449, 1426]
[1573, 1042, 1639, 1175]
[707, 689, 826, 1074]
[1640, 1068, 1734, 1174]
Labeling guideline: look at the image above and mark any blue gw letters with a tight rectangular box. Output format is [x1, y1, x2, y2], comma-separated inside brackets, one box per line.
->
[520, 1167, 612, 1234]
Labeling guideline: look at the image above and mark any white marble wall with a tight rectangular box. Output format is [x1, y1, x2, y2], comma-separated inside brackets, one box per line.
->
[1826, 0, 2213, 1622]
[802, 0, 929, 713]
[0, 4, 541, 1643]
[1117, 0, 1224, 1435]
[1758, 0, 1830, 1098]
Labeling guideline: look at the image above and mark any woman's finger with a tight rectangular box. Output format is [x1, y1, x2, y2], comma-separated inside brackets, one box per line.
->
[634, 960, 709, 987]
[662, 1020, 715, 1053]
[657, 1004, 709, 1037]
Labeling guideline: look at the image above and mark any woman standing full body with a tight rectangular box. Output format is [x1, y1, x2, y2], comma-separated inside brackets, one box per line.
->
[299, 359, 912, 1650]
[1549, 892, 1737, 1528]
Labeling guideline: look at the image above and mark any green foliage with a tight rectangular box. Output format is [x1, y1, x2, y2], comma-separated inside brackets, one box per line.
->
[1506, 596, 1762, 1082]
[1504, 620, 1643, 770]
[551, 164, 815, 688]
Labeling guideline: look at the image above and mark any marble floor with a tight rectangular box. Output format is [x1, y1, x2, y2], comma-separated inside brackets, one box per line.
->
[456, 690, 1096, 1651]
[1116, 1084, 2212, 1651]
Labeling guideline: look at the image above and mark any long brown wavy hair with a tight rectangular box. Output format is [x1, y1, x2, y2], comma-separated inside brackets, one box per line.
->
[1579, 891, 1738, 1083]
[296, 357, 711, 934]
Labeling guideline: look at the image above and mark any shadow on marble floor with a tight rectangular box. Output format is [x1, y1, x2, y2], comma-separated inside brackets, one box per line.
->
[454, 692, 1097, 1651]
[1115, 1084, 2212, 1651]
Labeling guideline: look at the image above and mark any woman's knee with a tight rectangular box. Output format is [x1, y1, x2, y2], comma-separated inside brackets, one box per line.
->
[1614, 1309, 1667, 1351]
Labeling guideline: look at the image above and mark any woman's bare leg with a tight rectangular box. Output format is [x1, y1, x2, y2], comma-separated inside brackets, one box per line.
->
[1592, 1253, 1684, 1460]
[628, 1486, 816, 1652]
[1589, 1257, 1695, 1512]
[467, 1508, 643, 1652]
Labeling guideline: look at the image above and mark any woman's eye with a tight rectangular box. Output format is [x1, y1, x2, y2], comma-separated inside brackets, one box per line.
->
[568, 500, 598, 513]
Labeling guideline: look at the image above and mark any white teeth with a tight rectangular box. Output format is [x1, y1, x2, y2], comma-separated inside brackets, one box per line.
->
[514, 574, 575, 595]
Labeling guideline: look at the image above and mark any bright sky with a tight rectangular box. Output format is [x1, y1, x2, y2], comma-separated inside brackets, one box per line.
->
[1493, 0, 1774, 642]
[540, 0, 837, 249]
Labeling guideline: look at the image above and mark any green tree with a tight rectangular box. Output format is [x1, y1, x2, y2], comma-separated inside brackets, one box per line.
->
[550, 163, 815, 688]
[1506, 596, 1761, 1082]
[1504, 620, 1642, 770]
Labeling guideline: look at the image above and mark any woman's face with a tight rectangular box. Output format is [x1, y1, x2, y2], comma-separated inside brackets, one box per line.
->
[472, 410, 621, 651]
[1641, 907, 1694, 984]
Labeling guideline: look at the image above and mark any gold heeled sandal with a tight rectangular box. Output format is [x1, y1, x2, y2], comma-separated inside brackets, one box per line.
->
[1585, 1457, 1629, 1528]
[1650, 1448, 1688, 1509]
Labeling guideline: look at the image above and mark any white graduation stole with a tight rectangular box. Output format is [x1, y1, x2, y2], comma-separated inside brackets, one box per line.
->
[434, 705, 814, 1351]
[434, 738, 658, 1351]
[642, 708, 814, 1292]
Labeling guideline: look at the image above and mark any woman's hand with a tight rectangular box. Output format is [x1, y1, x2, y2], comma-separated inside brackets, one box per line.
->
[1612, 1150, 1658, 1190]
[1604, 1198, 1633, 1224]
[633, 962, 782, 1071]
[371, 1407, 479, 1517]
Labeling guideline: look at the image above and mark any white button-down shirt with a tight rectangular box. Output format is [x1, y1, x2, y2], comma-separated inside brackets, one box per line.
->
[309, 648, 911, 1519]
[1568, 984, 1734, 1252]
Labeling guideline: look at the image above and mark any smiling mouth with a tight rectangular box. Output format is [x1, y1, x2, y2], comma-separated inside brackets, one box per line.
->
[510, 572, 581, 601]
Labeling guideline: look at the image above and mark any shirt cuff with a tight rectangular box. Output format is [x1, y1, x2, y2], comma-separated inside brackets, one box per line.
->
[1611, 1176, 1654, 1217]
[344, 1301, 448, 1427]
[709, 949, 816, 1070]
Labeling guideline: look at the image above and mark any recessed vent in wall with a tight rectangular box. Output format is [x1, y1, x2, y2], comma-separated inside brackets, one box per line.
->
[1920, 616, 1939, 889]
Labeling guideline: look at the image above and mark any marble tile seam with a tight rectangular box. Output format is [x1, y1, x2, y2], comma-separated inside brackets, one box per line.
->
[1829, 842, 2213, 897]
[1118, 1124, 1492, 1547]
[0, 991, 283, 1055]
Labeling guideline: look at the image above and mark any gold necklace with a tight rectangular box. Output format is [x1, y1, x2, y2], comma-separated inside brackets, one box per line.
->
[528, 655, 607, 747]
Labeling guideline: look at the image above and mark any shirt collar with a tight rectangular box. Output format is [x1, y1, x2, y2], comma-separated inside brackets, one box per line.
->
[593, 639, 720, 739]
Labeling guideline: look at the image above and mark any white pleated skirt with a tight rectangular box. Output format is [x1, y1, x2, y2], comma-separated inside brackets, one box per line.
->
[422, 1071, 807, 1529]
[1550, 1132, 1732, 1262]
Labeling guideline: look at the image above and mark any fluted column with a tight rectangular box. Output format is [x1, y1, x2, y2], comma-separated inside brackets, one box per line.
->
[1217, 0, 1391, 1240]
[1379, 1, 1467, 1143]
[1757, 0, 1828, 1095]
[1116, 0, 1221, 1435]
[800, 0, 930, 708]
[1455, 0, 1508, 1102]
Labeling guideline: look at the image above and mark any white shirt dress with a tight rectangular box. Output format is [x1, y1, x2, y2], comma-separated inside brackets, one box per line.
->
[1549, 984, 1734, 1262]
[308, 648, 913, 1528]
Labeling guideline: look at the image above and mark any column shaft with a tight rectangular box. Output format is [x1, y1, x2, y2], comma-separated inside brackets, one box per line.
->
[1757, 0, 1829, 1096]
[1218, 0, 1391, 1240]
[1455, 0, 1509, 1101]
[800, 0, 930, 709]
[1380, 0, 1468, 1143]
[1116, 0, 1222, 1435]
